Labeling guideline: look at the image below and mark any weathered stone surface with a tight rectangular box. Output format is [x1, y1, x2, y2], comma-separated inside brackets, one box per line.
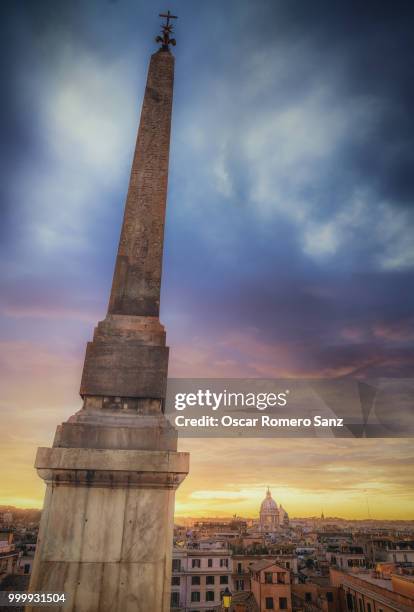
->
[28, 456, 183, 612]
[28, 43, 188, 612]
[35, 447, 189, 480]
[108, 49, 174, 318]
[92, 314, 167, 344]
[80, 338, 169, 398]
[80, 315, 169, 400]
[54, 418, 177, 451]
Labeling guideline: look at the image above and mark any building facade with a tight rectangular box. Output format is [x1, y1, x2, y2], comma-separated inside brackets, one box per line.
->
[171, 546, 233, 611]
[330, 567, 414, 612]
[250, 560, 292, 611]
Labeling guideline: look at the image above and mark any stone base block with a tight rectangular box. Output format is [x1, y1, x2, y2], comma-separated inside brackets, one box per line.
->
[27, 447, 189, 612]
[80, 340, 169, 399]
[80, 314, 170, 399]
[54, 415, 177, 452]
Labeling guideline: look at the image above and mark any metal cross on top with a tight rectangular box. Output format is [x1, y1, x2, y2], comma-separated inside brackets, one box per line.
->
[156, 10, 178, 49]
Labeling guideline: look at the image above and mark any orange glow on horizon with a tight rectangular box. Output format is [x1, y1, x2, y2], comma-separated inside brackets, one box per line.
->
[1, 437, 413, 521]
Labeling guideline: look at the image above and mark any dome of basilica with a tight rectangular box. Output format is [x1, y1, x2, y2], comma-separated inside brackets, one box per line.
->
[260, 488, 278, 514]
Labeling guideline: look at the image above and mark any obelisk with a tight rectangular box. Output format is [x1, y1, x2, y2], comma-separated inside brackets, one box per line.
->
[28, 13, 188, 612]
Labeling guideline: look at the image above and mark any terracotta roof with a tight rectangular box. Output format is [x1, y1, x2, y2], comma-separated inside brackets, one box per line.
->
[249, 559, 286, 572]
[232, 590, 259, 611]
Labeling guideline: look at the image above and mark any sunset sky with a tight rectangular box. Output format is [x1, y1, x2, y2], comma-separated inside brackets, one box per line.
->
[1, 0, 414, 518]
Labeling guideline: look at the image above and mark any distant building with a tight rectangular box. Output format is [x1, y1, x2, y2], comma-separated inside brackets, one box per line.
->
[0, 530, 19, 580]
[1, 512, 13, 527]
[292, 577, 339, 612]
[230, 590, 259, 611]
[326, 546, 367, 571]
[259, 489, 289, 533]
[233, 553, 298, 593]
[171, 544, 232, 611]
[330, 566, 414, 612]
[374, 541, 414, 565]
[250, 560, 292, 610]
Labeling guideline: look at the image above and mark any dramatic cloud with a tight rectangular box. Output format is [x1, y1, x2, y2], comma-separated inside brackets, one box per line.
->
[0, 0, 413, 514]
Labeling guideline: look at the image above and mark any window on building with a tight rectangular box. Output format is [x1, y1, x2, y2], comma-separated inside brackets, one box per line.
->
[236, 579, 244, 591]
[237, 562, 243, 573]
[366, 604, 371, 612]
[279, 597, 288, 610]
[358, 599, 364, 612]
[220, 575, 229, 584]
[191, 591, 200, 602]
[286, 561, 290, 569]
[171, 576, 180, 586]
[265, 597, 274, 610]
[277, 572, 285, 584]
[326, 591, 333, 602]
[191, 576, 201, 585]
[206, 591, 215, 602]
[265, 572, 273, 584]
[305, 592, 312, 602]
[346, 593, 354, 610]
[206, 575, 215, 585]
[192, 559, 201, 568]
[220, 558, 228, 567]
[207, 558, 213, 567]
[170, 592, 180, 608]
[172, 559, 181, 572]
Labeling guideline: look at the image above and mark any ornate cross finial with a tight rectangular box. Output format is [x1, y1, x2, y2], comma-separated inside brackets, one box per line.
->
[156, 10, 178, 49]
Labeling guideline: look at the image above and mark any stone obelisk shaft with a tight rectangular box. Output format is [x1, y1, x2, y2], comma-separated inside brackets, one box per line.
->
[78, 48, 174, 402]
[27, 42, 188, 612]
[109, 49, 173, 317]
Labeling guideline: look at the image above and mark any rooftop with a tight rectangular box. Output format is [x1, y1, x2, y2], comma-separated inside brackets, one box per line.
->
[249, 559, 286, 572]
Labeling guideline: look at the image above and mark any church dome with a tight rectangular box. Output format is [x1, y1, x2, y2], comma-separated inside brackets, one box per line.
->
[260, 488, 278, 514]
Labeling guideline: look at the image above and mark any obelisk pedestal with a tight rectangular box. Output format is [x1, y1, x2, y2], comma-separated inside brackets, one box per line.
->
[29, 447, 187, 611]
[28, 16, 188, 612]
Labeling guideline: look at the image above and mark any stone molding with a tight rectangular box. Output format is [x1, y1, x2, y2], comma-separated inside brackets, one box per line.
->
[35, 447, 189, 490]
